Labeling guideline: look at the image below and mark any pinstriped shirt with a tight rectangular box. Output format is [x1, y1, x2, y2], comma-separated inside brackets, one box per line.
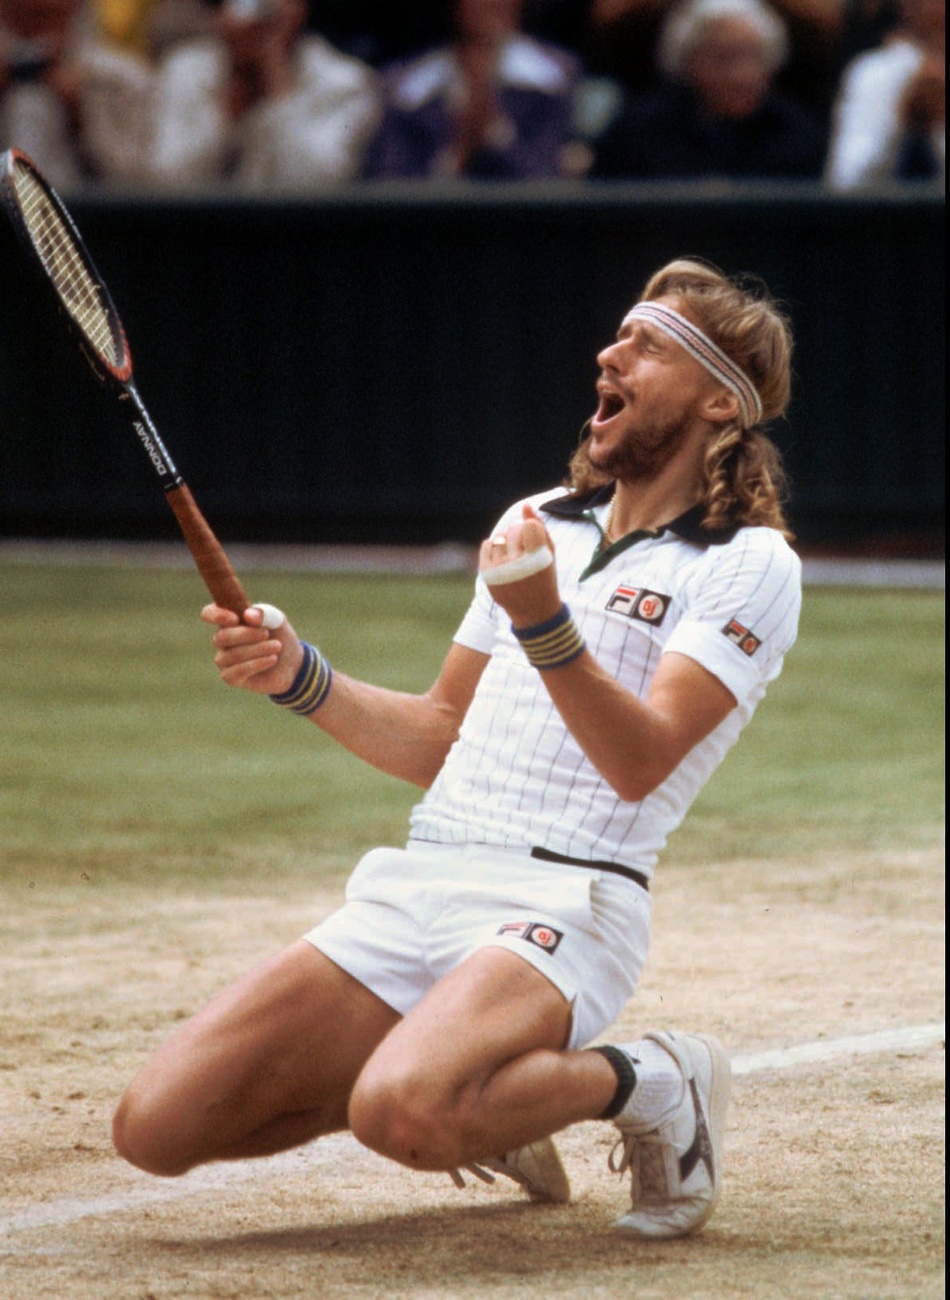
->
[408, 484, 802, 878]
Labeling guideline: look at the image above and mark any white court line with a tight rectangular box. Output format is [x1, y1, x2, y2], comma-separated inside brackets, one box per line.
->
[731, 1021, 944, 1076]
[1, 1022, 943, 1241]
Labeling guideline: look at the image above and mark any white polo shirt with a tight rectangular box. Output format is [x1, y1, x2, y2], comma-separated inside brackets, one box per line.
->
[408, 484, 802, 878]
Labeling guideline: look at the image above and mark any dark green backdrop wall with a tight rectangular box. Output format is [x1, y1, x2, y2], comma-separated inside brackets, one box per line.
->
[0, 183, 944, 547]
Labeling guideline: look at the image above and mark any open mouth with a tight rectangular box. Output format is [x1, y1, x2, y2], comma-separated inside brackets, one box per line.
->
[592, 385, 626, 428]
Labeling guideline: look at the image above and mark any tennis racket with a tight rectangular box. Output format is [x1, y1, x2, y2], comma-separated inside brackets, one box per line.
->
[0, 147, 250, 616]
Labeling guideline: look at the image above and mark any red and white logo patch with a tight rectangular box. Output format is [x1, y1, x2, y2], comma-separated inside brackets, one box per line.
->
[496, 920, 564, 954]
[606, 586, 670, 626]
[722, 618, 762, 656]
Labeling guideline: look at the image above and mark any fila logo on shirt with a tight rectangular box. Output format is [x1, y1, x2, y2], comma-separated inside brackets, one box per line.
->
[722, 618, 762, 656]
[606, 585, 670, 626]
[497, 920, 564, 954]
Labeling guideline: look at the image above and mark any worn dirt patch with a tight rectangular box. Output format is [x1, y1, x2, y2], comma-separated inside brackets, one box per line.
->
[1, 847, 944, 1298]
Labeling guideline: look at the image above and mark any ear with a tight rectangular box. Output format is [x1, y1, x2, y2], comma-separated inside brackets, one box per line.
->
[700, 385, 740, 426]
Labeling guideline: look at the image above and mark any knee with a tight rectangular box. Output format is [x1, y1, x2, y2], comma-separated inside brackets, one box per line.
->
[349, 1067, 472, 1170]
[112, 1085, 192, 1178]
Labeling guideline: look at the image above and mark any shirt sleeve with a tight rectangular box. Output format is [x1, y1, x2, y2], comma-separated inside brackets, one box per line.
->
[452, 576, 500, 654]
[663, 529, 802, 706]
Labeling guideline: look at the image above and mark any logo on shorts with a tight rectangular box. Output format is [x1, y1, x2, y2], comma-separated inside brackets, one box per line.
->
[497, 920, 564, 954]
[721, 618, 762, 656]
[606, 585, 670, 626]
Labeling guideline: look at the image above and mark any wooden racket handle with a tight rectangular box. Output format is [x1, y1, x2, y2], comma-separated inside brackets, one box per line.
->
[165, 484, 249, 616]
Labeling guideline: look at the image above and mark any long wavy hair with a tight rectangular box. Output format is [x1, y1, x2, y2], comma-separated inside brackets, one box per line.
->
[568, 258, 795, 536]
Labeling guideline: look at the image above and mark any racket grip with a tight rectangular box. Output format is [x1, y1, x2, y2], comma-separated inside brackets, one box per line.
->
[165, 484, 249, 616]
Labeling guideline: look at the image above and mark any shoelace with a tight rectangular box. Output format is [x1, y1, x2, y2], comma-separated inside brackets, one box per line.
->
[609, 1132, 671, 1201]
[448, 1161, 498, 1189]
[608, 1132, 639, 1176]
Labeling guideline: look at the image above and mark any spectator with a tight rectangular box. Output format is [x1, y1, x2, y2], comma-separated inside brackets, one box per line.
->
[590, 0, 845, 121]
[825, 0, 944, 189]
[0, 0, 151, 186]
[364, 0, 586, 179]
[591, 0, 827, 178]
[145, 0, 380, 190]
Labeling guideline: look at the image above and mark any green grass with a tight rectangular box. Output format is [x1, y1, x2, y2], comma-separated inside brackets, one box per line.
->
[0, 563, 943, 892]
[678, 585, 945, 863]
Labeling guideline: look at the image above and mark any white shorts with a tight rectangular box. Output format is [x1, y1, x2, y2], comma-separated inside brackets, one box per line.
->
[304, 841, 652, 1050]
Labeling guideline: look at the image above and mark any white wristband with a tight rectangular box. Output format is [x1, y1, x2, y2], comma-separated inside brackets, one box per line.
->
[481, 546, 554, 587]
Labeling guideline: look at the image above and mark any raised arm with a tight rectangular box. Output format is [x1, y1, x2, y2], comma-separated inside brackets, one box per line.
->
[201, 603, 487, 788]
[480, 508, 736, 802]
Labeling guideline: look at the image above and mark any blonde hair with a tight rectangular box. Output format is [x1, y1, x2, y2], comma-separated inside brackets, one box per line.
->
[569, 257, 794, 537]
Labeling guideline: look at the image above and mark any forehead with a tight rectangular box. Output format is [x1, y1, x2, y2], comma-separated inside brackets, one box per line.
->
[619, 296, 693, 336]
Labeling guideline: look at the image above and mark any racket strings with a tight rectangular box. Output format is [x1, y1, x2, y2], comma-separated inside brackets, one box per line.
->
[12, 166, 123, 369]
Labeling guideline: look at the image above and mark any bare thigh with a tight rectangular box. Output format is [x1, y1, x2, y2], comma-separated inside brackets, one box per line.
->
[113, 939, 400, 1175]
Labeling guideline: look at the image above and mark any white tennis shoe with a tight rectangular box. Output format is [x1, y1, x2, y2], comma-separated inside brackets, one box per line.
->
[609, 1031, 731, 1238]
[450, 1138, 571, 1203]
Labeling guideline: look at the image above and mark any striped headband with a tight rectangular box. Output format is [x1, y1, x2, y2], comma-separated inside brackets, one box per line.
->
[623, 302, 763, 427]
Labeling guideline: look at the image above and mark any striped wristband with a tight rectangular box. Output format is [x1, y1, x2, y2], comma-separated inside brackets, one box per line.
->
[512, 604, 586, 670]
[269, 642, 333, 716]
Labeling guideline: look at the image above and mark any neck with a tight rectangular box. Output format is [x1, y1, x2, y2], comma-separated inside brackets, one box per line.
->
[606, 441, 706, 539]
[607, 481, 700, 541]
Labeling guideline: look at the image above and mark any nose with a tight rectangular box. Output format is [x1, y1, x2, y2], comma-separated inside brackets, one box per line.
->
[597, 338, 623, 370]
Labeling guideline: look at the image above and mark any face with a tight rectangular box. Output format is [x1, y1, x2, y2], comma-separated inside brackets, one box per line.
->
[588, 298, 726, 482]
[455, 0, 522, 43]
[686, 17, 773, 119]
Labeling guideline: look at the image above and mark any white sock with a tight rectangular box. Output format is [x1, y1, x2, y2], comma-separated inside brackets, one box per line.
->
[624, 1038, 685, 1127]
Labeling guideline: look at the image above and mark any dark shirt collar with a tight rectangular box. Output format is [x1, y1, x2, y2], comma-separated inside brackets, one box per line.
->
[540, 483, 740, 547]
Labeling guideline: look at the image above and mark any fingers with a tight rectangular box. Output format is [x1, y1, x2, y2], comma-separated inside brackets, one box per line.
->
[215, 638, 283, 687]
[520, 516, 548, 555]
[201, 603, 241, 628]
[478, 529, 515, 572]
[249, 603, 286, 630]
[477, 510, 560, 634]
[479, 509, 554, 584]
[482, 545, 554, 588]
[200, 602, 285, 630]
[200, 601, 298, 693]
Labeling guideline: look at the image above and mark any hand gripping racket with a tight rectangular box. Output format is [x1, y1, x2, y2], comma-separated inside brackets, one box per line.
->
[0, 148, 251, 616]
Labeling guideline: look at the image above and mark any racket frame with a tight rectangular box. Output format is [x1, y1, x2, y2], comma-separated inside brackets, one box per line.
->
[1, 148, 251, 616]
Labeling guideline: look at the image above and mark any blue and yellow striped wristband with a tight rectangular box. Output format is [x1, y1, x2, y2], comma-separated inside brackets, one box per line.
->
[512, 604, 586, 670]
[269, 642, 333, 715]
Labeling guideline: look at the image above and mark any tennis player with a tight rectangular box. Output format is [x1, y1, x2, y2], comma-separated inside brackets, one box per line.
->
[112, 257, 802, 1239]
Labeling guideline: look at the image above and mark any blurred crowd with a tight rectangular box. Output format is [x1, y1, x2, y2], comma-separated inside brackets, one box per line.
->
[0, 0, 944, 191]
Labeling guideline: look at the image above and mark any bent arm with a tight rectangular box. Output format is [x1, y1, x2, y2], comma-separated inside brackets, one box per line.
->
[481, 508, 736, 802]
[533, 648, 736, 802]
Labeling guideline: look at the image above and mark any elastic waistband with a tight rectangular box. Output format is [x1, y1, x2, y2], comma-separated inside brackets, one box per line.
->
[530, 846, 649, 893]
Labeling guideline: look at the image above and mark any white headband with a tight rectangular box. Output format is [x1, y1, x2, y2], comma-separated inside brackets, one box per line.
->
[623, 302, 763, 427]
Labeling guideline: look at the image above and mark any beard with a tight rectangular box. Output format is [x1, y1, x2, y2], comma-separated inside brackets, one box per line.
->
[588, 412, 693, 483]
